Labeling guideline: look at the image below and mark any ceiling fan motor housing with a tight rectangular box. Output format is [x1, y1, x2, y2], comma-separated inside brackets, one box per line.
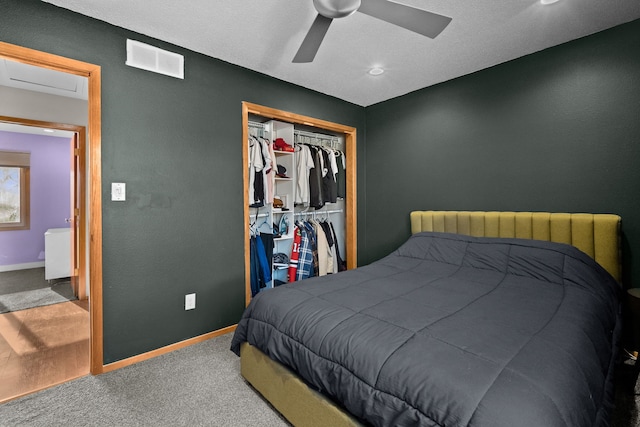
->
[313, 0, 361, 19]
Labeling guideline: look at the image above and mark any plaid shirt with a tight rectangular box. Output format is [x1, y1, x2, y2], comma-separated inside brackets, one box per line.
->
[304, 221, 319, 274]
[296, 222, 315, 280]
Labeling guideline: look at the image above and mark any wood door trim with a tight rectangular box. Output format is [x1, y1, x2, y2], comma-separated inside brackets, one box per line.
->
[0, 116, 87, 301]
[101, 325, 237, 374]
[242, 102, 357, 305]
[72, 132, 87, 300]
[0, 41, 104, 374]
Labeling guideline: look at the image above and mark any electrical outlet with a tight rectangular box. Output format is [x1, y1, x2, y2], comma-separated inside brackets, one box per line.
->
[185, 293, 196, 310]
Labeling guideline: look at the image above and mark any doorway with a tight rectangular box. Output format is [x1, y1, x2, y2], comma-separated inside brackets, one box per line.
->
[0, 118, 86, 299]
[0, 41, 104, 376]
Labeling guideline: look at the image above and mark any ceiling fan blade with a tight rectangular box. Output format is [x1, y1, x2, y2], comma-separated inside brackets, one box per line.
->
[293, 14, 333, 63]
[358, 0, 452, 39]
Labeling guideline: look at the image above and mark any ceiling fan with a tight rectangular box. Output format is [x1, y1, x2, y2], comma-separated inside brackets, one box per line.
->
[293, 0, 452, 63]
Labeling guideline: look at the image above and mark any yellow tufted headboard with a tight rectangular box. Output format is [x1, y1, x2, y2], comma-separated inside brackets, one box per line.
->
[410, 211, 622, 282]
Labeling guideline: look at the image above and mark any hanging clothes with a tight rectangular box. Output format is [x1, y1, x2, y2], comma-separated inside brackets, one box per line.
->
[308, 146, 325, 209]
[288, 227, 302, 282]
[249, 236, 268, 296]
[302, 220, 319, 275]
[294, 140, 344, 208]
[288, 216, 345, 279]
[311, 219, 332, 276]
[319, 220, 338, 274]
[295, 144, 314, 206]
[329, 221, 346, 272]
[248, 136, 274, 208]
[336, 150, 346, 200]
[248, 137, 264, 207]
[248, 121, 347, 297]
[249, 208, 274, 296]
[249, 237, 259, 296]
[326, 148, 339, 203]
[264, 137, 277, 204]
[320, 149, 337, 204]
[259, 232, 274, 273]
[296, 223, 314, 281]
[255, 234, 271, 285]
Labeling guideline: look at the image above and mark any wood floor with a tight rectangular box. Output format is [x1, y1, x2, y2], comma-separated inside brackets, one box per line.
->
[0, 300, 90, 403]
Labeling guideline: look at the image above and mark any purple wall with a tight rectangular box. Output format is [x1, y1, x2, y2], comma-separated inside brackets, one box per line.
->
[0, 130, 71, 267]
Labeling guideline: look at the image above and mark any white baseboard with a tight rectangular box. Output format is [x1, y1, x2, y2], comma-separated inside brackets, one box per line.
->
[0, 261, 45, 272]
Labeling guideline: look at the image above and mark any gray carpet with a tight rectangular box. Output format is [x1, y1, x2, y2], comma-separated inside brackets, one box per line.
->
[0, 332, 290, 427]
[0, 268, 76, 313]
[1, 330, 638, 426]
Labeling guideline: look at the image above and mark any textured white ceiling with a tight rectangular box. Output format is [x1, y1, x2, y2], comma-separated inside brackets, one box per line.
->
[40, 0, 640, 106]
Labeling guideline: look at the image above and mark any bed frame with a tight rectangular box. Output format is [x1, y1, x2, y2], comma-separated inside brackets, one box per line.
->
[240, 211, 622, 427]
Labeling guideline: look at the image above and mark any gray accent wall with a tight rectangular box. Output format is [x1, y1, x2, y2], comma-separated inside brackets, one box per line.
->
[364, 19, 640, 289]
[1, 0, 365, 363]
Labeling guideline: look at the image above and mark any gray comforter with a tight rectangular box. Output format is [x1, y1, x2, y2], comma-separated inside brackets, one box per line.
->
[231, 232, 621, 426]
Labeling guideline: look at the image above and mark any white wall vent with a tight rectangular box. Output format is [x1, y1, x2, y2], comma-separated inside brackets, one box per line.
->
[126, 39, 184, 79]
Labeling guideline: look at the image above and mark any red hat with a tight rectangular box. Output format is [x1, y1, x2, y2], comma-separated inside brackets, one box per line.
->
[273, 138, 294, 152]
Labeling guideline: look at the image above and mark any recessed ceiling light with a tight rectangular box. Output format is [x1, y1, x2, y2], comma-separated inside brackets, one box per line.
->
[43, 129, 55, 133]
[368, 67, 384, 76]
[540, 0, 560, 4]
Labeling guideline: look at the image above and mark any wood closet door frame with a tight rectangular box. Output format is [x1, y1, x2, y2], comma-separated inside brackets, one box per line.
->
[242, 102, 357, 305]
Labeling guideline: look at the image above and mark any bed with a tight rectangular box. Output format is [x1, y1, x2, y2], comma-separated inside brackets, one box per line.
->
[231, 211, 623, 426]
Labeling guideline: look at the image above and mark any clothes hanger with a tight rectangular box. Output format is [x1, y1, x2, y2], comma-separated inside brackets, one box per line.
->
[249, 207, 261, 236]
[256, 211, 271, 234]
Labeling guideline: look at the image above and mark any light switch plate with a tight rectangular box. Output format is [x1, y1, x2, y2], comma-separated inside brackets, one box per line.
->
[111, 183, 126, 201]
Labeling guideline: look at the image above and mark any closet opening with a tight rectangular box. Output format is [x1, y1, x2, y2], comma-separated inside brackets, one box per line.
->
[242, 102, 357, 305]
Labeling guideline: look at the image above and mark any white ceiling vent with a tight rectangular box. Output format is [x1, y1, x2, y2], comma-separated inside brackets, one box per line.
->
[126, 39, 184, 79]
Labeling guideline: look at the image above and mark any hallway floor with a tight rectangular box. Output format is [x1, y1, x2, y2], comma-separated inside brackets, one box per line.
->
[0, 300, 89, 403]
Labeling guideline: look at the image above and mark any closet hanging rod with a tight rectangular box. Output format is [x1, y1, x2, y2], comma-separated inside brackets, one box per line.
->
[294, 209, 343, 216]
[294, 129, 340, 147]
[294, 129, 334, 139]
[248, 121, 269, 138]
[249, 212, 270, 218]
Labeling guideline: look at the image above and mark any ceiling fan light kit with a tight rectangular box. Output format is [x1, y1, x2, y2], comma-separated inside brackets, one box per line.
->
[314, 0, 361, 18]
[294, 0, 453, 63]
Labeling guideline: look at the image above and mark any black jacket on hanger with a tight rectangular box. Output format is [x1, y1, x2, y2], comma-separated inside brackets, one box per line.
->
[321, 148, 337, 204]
[308, 146, 325, 209]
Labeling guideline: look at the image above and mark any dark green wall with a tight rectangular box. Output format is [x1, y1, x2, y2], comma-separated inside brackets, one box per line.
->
[1, 0, 366, 363]
[3, 0, 639, 364]
[364, 19, 640, 289]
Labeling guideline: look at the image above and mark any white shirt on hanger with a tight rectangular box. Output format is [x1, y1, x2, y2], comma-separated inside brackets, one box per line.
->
[248, 137, 264, 205]
[265, 138, 277, 204]
[295, 144, 314, 205]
